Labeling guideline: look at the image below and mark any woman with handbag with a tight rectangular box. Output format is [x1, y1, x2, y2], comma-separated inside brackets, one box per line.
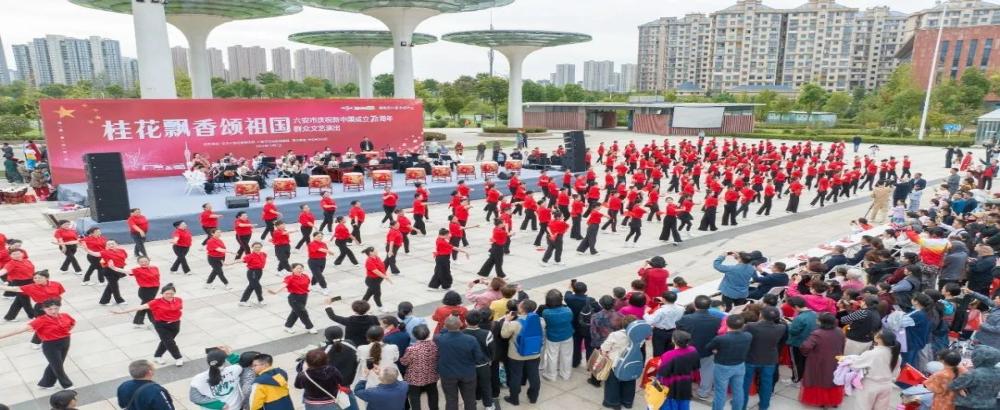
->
[294, 348, 350, 410]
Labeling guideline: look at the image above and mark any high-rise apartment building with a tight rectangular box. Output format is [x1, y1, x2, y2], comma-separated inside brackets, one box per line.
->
[206, 48, 226, 80]
[637, 14, 711, 92]
[0, 35, 9, 85]
[619, 63, 638, 92]
[851, 6, 908, 90]
[781, 0, 858, 91]
[583, 60, 615, 91]
[293, 48, 330, 82]
[171, 46, 189, 75]
[12, 45, 34, 85]
[331, 52, 358, 86]
[226, 45, 267, 83]
[552, 63, 576, 87]
[708, 0, 788, 91]
[11, 35, 125, 87]
[905, 0, 1000, 37]
[122, 56, 139, 89]
[271, 47, 293, 81]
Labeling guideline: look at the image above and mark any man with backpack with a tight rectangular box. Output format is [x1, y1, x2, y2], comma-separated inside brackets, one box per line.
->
[564, 280, 600, 368]
[500, 299, 545, 406]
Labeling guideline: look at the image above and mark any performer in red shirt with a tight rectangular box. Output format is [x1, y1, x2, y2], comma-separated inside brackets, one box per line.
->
[519, 191, 539, 231]
[477, 219, 510, 278]
[332, 216, 359, 266]
[306, 231, 335, 295]
[114, 283, 185, 366]
[128, 256, 160, 327]
[384, 220, 404, 274]
[576, 203, 604, 255]
[349, 201, 366, 245]
[80, 227, 107, 285]
[271, 220, 292, 273]
[429, 228, 468, 291]
[412, 193, 428, 236]
[233, 211, 254, 259]
[168, 221, 193, 275]
[737, 186, 756, 219]
[361, 246, 393, 313]
[541, 211, 569, 266]
[317, 191, 338, 233]
[659, 197, 682, 245]
[381, 186, 399, 225]
[720, 187, 740, 227]
[203, 229, 232, 290]
[260, 197, 282, 240]
[0, 270, 65, 347]
[294, 204, 317, 250]
[570, 194, 585, 240]
[533, 205, 553, 248]
[624, 200, 647, 247]
[484, 183, 502, 222]
[238, 242, 268, 306]
[0, 299, 76, 388]
[698, 193, 719, 232]
[127, 208, 149, 257]
[601, 193, 622, 233]
[53, 220, 81, 275]
[756, 180, 776, 216]
[199, 203, 222, 245]
[394, 209, 413, 253]
[86, 240, 128, 305]
[785, 178, 804, 213]
[268, 263, 317, 334]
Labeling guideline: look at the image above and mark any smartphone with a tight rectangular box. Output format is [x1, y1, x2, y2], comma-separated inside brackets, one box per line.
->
[570, 279, 577, 285]
[329, 295, 343, 303]
[365, 358, 375, 370]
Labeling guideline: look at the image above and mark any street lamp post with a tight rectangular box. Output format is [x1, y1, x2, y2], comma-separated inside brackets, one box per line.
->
[917, 2, 948, 141]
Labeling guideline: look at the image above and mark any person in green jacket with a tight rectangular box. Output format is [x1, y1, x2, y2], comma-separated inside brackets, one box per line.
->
[786, 296, 817, 384]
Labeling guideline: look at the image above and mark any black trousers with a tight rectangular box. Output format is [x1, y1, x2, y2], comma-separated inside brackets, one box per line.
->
[678, 212, 693, 232]
[39, 337, 73, 388]
[408, 382, 440, 410]
[430, 255, 452, 290]
[570, 215, 583, 239]
[786, 194, 800, 213]
[601, 210, 619, 232]
[131, 232, 147, 257]
[756, 196, 773, 215]
[577, 224, 600, 254]
[385, 244, 401, 274]
[235, 234, 251, 258]
[625, 218, 642, 243]
[477, 244, 506, 278]
[441, 376, 477, 410]
[414, 214, 427, 235]
[295, 227, 312, 250]
[810, 190, 827, 207]
[790, 346, 806, 382]
[275, 244, 292, 272]
[646, 203, 661, 222]
[533, 222, 549, 246]
[284, 293, 314, 329]
[59, 245, 81, 272]
[241, 269, 264, 302]
[318, 210, 336, 233]
[520, 209, 537, 231]
[334, 239, 358, 265]
[484, 202, 499, 221]
[571, 331, 593, 368]
[170, 245, 191, 273]
[83, 254, 103, 283]
[506, 358, 540, 403]
[659, 215, 681, 242]
[474, 365, 494, 408]
[381, 205, 396, 224]
[3, 278, 33, 320]
[133, 287, 158, 325]
[308, 258, 327, 288]
[260, 219, 275, 240]
[737, 202, 751, 218]
[351, 223, 363, 243]
[99, 269, 125, 304]
[450, 237, 462, 261]
[207, 256, 228, 285]
[542, 235, 564, 263]
[722, 295, 747, 311]
[153, 320, 182, 359]
[698, 208, 718, 231]
[721, 202, 737, 226]
[201, 226, 214, 245]
[363, 277, 383, 307]
[651, 328, 675, 357]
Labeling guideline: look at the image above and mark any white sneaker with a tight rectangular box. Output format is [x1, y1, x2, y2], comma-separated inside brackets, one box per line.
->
[169, 271, 177, 275]
[37, 385, 54, 391]
[307, 328, 318, 334]
[453, 260, 462, 266]
[284, 327, 295, 334]
[117, 301, 128, 306]
[81, 281, 90, 286]
[378, 306, 390, 313]
[555, 261, 567, 266]
[133, 324, 144, 329]
[175, 359, 184, 367]
[184, 271, 193, 276]
[59, 271, 69, 275]
[31, 343, 40, 350]
[257, 301, 267, 306]
[539, 261, 550, 267]
[73, 271, 82, 276]
[154, 357, 166, 365]
[238, 302, 250, 307]
[224, 285, 233, 291]
[576, 251, 585, 255]
[204, 283, 214, 289]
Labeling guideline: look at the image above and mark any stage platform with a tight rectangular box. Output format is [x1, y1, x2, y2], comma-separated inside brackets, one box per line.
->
[56, 168, 542, 243]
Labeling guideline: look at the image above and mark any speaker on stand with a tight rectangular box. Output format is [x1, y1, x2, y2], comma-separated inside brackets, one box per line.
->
[84, 152, 131, 222]
[562, 130, 588, 172]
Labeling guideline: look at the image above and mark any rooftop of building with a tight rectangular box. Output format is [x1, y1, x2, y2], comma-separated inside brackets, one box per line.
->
[915, 0, 1000, 14]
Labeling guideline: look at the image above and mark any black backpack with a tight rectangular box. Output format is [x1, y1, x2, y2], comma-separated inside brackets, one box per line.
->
[577, 297, 597, 328]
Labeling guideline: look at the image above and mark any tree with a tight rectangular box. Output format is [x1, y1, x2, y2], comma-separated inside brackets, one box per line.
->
[522, 80, 544, 103]
[423, 98, 441, 116]
[663, 90, 678, 102]
[174, 71, 192, 98]
[373, 73, 394, 97]
[441, 84, 469, 120]
[959, 68, 990, 109]
[420, 79, 440, 96]
[822, 91, 851, 117]
[772, 96, 794, 114]
[796, 83, 827, 116]
[753, 90, 777, 120]
[563, 84, 587, 102]
[0, 115, 32, 137]
[542, 84, 564, 101]
[256, 72, 281, 85]
[477, 75, 508, 125]
[340, 83, 359, 97]
[105, 84, 125, 98]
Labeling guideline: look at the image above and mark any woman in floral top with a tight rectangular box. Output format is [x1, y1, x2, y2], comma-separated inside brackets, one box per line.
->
[399, 323, 439, 409]
[588, 295, 623, 387]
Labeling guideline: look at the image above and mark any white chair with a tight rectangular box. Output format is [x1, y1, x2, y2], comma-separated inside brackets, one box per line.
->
[183, 171, 206, 195]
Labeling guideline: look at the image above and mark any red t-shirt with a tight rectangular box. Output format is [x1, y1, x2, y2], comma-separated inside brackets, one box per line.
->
[454, 205, 470, 222]
[586, 211, 605, 225]
[200, 210, 218, 228]
[628, 205, 647, 220]
[704, 196, 719, 209]
[262, 203, 280, 221]
[548, 219, 569, 236]
[383, 192, 399, 207]
[234, 219, 254, 236]
[386, 229, 404, 247]
[127, 215, 149, 234]
[206, 238, 227, 258]
[147, 297, 183, 322]
[100, 249, 127, 269]
[365, 256, 386, 279]
[307, 240, 328, 259]
[449, 222, 463, 238]
[4, 259, 35, 281]
[131, 266, 160, 288]
[29, 313, 75, 341]
[349, 207, 366, 224]
[321, 197, 337, 212]
[334, 224, 352, 240]
[81, 235, 107, 252]
[486, 188, 501, 203]
[173, 229, 192, 248]
[397, 215, 412, 234]
[413, 199, 427, 216]
[537, 207, 553, 224]
[53, 228, 77, 244]
[434, 237, 453, 256]
[271, 228, 290, 246]
[20, 282, 65, 304]
[491, 226, 508, 245]
[285, 274, 310, 294]
[243, 252, 267, 269]
[299, 211, 316, 228]
[571, 200, 585, 216]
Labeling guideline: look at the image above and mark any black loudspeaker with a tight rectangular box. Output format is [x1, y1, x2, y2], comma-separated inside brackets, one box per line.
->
[84, 152, 130, 222]
[497, 171, 511, 180]
[226, 196, 250, 209]
[562, 130, 587, 172]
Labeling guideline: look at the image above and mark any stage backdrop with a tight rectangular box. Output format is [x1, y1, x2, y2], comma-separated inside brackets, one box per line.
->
[39, 98, 424, 185]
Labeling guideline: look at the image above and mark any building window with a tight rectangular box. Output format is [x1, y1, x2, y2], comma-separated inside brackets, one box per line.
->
[967, 39, 979, 67]
[982, 39, 994, 69]
[939, 40, 950, 64]
[952, 40, 963, 69]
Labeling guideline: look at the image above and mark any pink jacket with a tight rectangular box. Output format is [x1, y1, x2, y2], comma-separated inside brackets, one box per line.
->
[786, 285, 837, 314]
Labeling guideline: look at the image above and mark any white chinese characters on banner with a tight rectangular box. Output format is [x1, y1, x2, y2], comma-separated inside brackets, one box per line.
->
[99, 115, 386, 141]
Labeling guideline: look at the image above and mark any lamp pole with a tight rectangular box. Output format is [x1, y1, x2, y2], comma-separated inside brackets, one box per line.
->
[917, 2, 948, 141]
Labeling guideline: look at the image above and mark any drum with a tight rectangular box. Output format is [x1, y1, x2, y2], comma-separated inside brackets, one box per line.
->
[342, 172, 364, 192]
[372, 170, 393, 188]
[272, 178, 297, 198]
[235, 181, 260, 201]
[504, 159, 523, 175]
[456, 163, 476, 180]
[432, 165, 452, 182]
[480, 161, 499, 178]
[308, 175, 332, 195]
[405, 167, 426, 185]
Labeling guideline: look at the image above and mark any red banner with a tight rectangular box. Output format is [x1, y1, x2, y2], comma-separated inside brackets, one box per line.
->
[39, 98, 424, 184]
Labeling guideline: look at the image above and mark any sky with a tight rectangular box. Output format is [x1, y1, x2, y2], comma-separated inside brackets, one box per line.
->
[2, 0, 935, 83]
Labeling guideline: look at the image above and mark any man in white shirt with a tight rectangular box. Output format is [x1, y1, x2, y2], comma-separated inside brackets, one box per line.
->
[644, 290, 685, 356]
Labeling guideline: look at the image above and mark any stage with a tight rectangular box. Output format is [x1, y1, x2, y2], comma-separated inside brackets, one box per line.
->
[56, 167, 543, 243]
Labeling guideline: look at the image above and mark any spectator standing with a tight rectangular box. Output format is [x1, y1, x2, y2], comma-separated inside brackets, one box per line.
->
[601, 316, 652, 410]
[116, 360, 175, 410]
[655, 330, 700, 410]
[501, 299, 544, 406]
[436, 316, 485, 410]
[742, 307, 786, 410]
[564, 281, 599, 368]
[847, 329, 901, 410]
[705, 315, 752, 410]
[400, 324, 439, 410]
[587, 295, 623, 387]
[676, 295, 723, 399]
[948, 345, 1000, 410]
[644, 290, 684, 357]
[840, 296, 882, 355]
[462, 310, 496, 410]
[712, 252, 754, 310]
[354, 327, 400, 387]
[798, 313, 845, 408]
[354, 367, 408, 410]
[539, 289, 574, 381]
[786, 296, 817, 383]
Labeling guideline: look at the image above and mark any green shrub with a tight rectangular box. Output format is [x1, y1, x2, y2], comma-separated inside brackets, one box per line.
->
[423, 131, 446, 141]
[793, 129, 806, 135]
[482, 127, 547, 133]
[885, 131, 901, 138]
[870, 129, 883, 136]
[900, 129, 913, 137]
[428, 119, 448, 128]
[728, 132, 972, 147]
[782, 129, 791, 134]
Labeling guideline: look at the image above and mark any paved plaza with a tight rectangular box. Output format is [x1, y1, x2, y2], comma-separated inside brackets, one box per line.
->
[0, 129, 963, 409]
